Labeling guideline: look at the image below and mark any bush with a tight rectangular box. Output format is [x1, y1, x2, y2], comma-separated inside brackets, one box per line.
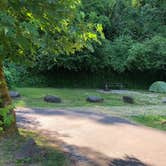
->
[127, 36, 166, 71]
[108, 36, 134, 72]
[149, 81, 166, 93]
[3, 62, 27, 88]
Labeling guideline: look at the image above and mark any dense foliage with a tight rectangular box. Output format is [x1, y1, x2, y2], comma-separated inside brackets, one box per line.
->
[149, 81, 166, 93]
[0, 0, 101, 63]
[31, 0, 166, 72]
[3, 0, 166, 90]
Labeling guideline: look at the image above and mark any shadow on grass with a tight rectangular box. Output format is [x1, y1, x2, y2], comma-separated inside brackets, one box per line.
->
[0, 128, 152, 166]
[0, 130, 71, 166]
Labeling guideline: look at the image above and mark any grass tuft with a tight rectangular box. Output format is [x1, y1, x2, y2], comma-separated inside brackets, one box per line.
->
[131, 115, 166, 131]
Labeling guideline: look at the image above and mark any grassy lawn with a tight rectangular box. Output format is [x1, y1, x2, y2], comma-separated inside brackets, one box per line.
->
[13, 87, 165, 108]
[14, 87, 127, 108]
[0, 129, 70, 166]
[131, 115, 166, 131]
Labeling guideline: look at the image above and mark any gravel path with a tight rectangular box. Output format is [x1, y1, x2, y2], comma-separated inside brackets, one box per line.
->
[16, 107, 166, 166]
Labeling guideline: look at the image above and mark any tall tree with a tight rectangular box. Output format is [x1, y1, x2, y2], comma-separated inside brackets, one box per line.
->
[0, 0, 100, 134]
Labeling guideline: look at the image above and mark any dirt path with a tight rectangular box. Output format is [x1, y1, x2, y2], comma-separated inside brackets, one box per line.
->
[16, 107, 166, 166]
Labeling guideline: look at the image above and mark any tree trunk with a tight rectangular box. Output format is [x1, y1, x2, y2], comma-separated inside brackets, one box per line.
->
[0, 61, 18, 135]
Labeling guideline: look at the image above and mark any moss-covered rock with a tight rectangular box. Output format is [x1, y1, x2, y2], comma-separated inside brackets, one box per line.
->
[149, 81, 166, 93]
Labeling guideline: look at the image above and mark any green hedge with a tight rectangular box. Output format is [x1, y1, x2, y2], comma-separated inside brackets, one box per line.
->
[4, 63, 165, 89]
[17, 69, 165, 90]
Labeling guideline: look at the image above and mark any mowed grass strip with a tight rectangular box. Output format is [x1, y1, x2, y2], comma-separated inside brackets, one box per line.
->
[13, 88, 125, 108]
[13, 88, 165, 108]
[131, 115, 166, 131]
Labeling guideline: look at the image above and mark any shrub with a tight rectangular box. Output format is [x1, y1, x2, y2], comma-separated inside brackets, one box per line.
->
[149, 81, 166, 93]
[3, 62, 27, 88]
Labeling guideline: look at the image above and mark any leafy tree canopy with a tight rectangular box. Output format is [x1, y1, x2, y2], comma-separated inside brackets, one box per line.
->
[0, 0, 102, 63]
[30, 0, 165, 73]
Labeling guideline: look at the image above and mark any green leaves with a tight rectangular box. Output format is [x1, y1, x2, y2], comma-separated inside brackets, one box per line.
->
[0, 0, 100, 64]
[0, 105, 15, 131]
[127, 35, 166, 71]
[0, 0, 8, 10]
[2, 0, 165, 73]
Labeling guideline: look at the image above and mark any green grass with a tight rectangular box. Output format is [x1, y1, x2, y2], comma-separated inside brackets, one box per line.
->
[131, 115, 166, 131]
[13, 87, 165, 108]
[0, 129, 70, 166]
[14, 87, 126, 108]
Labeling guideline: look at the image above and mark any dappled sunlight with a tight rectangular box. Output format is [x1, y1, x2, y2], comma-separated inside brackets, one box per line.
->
[14, 99, 26, 107]
[0, 129, 70, 165]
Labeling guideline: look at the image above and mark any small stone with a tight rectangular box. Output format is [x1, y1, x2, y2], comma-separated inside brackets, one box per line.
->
[9, 91, 20, 98]
[44, 95, 62, 103]
[86, 96, 104, 103]
[123, 96, 134, 104]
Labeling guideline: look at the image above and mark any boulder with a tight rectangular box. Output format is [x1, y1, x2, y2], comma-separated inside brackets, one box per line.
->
[9, 91, 20, 98]
[15, 138, 40, 160]
[86, 96, 104, 103]
[149, 81, 166, 93]
[44, 95, 61, 103]
[161, 121, 166, 125]
[162, 98, 166, 103]
[123, 96, 134, 104]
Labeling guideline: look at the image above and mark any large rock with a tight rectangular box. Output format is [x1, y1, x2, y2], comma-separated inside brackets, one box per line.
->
[86, 96, 104, 103]
[15, 138, 41, 160]
[123, 96, 134, 104]
[44, 95, 62, 103]
[149, 81, 166, 93]
[162, 98, 166, 103]
[9, 91, 20, 98]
